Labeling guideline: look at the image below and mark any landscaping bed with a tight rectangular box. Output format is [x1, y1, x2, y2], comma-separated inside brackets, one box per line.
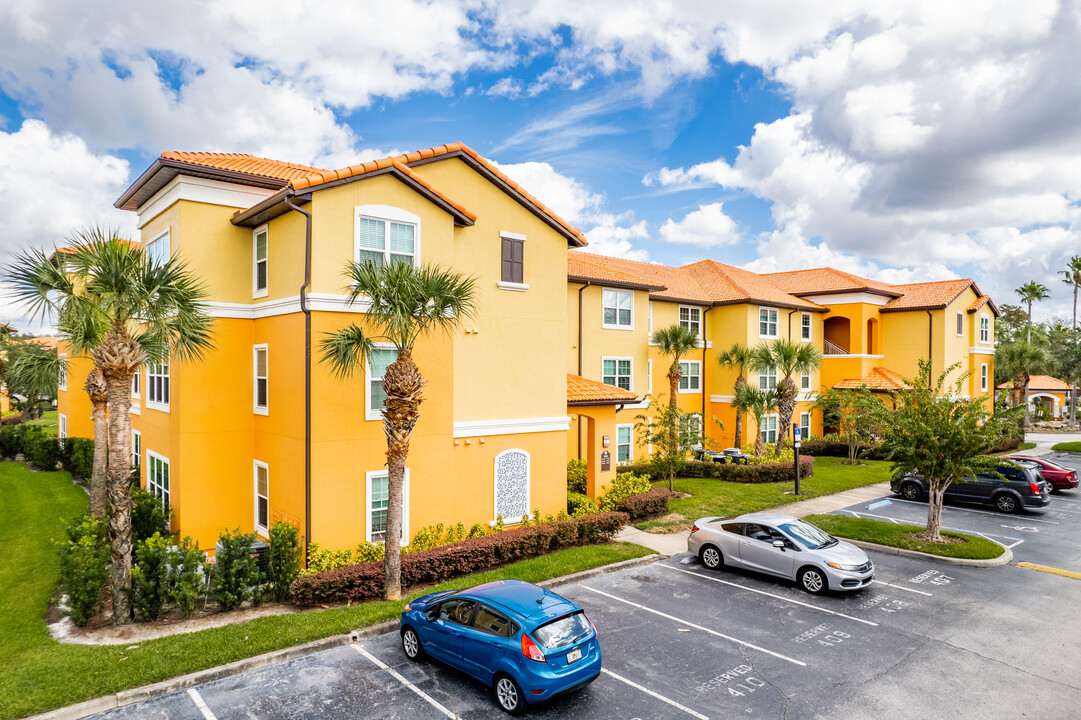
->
[620, 455, 815, 484]
[1051, 441, 1081, 452]
[801, 513, 1005, 560]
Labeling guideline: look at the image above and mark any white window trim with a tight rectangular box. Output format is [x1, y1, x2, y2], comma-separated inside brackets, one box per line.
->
[801, 312, 812, 342]
[648, 301, 654, 335]
[761, 413, 779, 444]
[131, 429, 141, 467]
[366, 469, 410, 545]
[759, 366, 778, 391]
[253, 225, 269, 299]
[131, 368, 141, 399]
[58, 353, 66, 391]
[146, 229, 170, 266]
[365, 342, 397, 422]
[980, 313, 991, 344]
[146, 450, 170, 510]
[956, 311, 965, 337]
[602, 288, 634, 331]
[647, 358, 653, 397]
[254, 460, 269, 538]
[759, 306, 779, 339]
[253, 344, 268, 415]
[354, 204, 421, 267]
[799, 411, 811, 437]
[498, 231, 527, 291]
[679, 305, 702, 337]
[601, 356, 634, 392]
[58, 413, 67, 441]
[678, 360, 701, 394]
[981, 363, 989, 392]
[615, 423, 634, 464]
[801, 369, 812, 392]
[493, 449, 531, 526]
[497, 281, 530, 292]
[145, 361, 170, 413]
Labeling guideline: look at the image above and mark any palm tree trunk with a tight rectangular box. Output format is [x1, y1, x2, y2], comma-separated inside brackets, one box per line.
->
[85, 369, 109, 519]
[667, 362, 681, 458]
[1027, 300, 1033, 343]
[381, 347, 426, 602]
[754, 415, 765, 456]
[733, 375, 745, 449]
[776, 378, 796, 453]
[1073, 282, 1078, 329]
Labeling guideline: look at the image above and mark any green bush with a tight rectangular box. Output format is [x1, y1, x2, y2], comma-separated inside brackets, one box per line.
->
[567, 459, 588, 494]
[56, 516, 110, 627]
[739, 444, 795, 465]
[304, 543, 360, 575]
[616, 487, 675, 519]
[0, 423, 45, 458]
[567, 491, 598, 516]
[268, 522, 302, 602]
[131, 533, 171, 621]
[620, 457, 816, 484]
[212, 528, 259, 612]
[168, 536, 207, 619]
[131, 484, 171, 546]
[598, 471, 653, 512]
[60, 437, 95, 478]
[26, 433, 62, 470]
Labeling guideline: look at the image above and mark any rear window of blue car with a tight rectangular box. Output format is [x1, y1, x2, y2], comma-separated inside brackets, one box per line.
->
[533, 611, 591, 649]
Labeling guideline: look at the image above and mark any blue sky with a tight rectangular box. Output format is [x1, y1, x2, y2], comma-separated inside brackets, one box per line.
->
[1, 1, 1079, 331]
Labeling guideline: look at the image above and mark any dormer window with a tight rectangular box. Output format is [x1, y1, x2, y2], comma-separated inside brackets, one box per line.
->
[253, 226, 268, 298]
[355, 205, 419, 267]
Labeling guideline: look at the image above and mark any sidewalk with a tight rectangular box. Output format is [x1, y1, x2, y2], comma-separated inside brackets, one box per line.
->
[615, 481, 893, 556]
[1016, 431, 1081, 456]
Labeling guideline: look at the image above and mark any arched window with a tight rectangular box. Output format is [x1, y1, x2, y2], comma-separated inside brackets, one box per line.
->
[494, 450, 530, 523]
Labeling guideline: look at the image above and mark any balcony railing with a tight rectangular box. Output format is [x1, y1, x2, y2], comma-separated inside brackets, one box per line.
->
[824, 340, 848, 355]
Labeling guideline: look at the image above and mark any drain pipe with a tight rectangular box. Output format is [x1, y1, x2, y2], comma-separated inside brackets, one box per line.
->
[925, 310, 933, 382]
[577, 281, 590, 460]
[285, 195, 313, 559]
[701, 306, 712, 420]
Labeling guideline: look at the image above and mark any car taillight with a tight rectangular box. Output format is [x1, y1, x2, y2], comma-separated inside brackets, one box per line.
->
[1030, 483, 1041, 495]
[691, 523, 699, 533]
[521, 634, 546, 662]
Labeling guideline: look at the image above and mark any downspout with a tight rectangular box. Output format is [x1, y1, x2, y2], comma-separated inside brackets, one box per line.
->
[577, 282, 590, 460]
[787, 308, 798, 339]
[926, 310, 933, 383]
[701, 305, 712, 421]
[285, 195, 313, 559]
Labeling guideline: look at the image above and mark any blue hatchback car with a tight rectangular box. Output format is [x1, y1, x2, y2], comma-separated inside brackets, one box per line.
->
[399, 580, 602, 714]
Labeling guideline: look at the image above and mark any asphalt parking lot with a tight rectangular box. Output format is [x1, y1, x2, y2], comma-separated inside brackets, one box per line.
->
[88, 460, 1081, 720]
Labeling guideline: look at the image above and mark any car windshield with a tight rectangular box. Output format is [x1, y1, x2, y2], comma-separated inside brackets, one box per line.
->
[779, 521, 837, 550]
[532, 611, 591, 649]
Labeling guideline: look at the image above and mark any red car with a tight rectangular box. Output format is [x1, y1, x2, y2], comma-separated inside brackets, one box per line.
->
[1000, 455, 1079, 493]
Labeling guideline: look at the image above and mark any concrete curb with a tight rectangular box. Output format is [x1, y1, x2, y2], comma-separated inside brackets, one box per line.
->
[846, 538, 1013, 567]
[25, 552, 660, 720]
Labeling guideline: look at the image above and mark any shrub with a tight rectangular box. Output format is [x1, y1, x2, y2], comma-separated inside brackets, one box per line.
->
[169, 536, 207, 619]
[212, 528, 259, 611]
[291, 511, 629, 606]
[59, 437, 95, 478]
[567, 459, 588, 494]
[268, 522, 302, 603]
[738, 444, 796, 465]
[597, 471, 652, 511]
[26, 433, 62, 470]
[616, 487, 675, 519]
[132, 533, 171, 621]
[567, 491, 598, 517]
[355, 541, 385, 563]
[0, 423, 45, 458]
[131, 484, 171, 545]
[798, 439, 888, 461]
[56, 516, 110, 627]
[304, 543, 359, 575]
[619, 456, 816, 484]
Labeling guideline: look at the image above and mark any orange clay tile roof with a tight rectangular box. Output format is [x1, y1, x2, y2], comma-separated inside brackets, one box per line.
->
[161, 152, 326, 183]
[568, 254, 666, 291]
[567, 374, 639, 405]
[394, 143, 587, 247]
[53, 239, 141, 255]
[833, 367, 912, 391]
[998, 375, 1073, 391]
[762, 267, 900, 297]
[28, 336, 59, 349]
[880, 279, 975, 312]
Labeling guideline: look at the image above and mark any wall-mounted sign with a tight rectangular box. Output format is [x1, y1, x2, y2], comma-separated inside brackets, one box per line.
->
[600, 450, 611, 471]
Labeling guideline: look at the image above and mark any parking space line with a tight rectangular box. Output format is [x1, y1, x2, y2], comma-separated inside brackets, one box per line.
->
[656, 565, 879, 626]
[842, 509, 1025, 548]
[1014, 562, 1081, 581]
[352, 646, 460, 719]
[870, 580, 932, 597]
[578, 584, 807, 666]
[601, 669, 709, 720]
[186, 689, 218, 720]
[890, 498, 1060, 524]
[846, 510, 900, 524]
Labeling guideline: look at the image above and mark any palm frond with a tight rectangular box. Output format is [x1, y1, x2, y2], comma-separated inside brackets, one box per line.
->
[319, 323, 376, 379]
[651, 324, 699, 358]
[2, 245, 74, 322]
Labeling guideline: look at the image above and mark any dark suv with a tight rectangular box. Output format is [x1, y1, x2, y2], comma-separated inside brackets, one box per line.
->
[890, 464, 1051, 513]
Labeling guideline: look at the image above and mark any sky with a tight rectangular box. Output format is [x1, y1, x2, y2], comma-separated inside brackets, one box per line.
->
[1, 0, 1079, 333]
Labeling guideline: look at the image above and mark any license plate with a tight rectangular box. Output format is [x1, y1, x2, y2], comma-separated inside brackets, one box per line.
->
[566, 648, 582, 663]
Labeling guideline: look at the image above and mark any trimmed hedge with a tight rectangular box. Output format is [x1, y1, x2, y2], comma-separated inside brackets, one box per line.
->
[291, 511, 628, 606]
[60, 437, 95, 479]
[621, 456, 816, 484]
[616, 487, 675, 519]
[798, 439, 889, 460]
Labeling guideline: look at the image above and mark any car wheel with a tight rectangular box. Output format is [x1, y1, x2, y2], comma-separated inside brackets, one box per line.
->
[799, 567, 827, 594]
[699, 545, 724, 570]
[401, 626, 424, 661]
[900, 482, 922, 501]
[494, 673, 526, 715]
[1047, 482, 1059, 494]
[994, 493, 1019, 513]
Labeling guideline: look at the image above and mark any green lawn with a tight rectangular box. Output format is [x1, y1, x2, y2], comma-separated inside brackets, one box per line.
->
[0, 462, 653, 719]
[25, 409, 58, 437]
[637, 457, 894, 533]
[802, 513, 1004, 559]
[1052, 441, 1081, 452]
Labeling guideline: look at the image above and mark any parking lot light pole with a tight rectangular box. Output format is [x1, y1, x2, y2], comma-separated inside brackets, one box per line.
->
[794, 426, 802, 495]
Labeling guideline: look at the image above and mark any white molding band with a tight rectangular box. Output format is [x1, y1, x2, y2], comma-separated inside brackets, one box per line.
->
[969, 347, 995, 356]
[709, 393, 818, 403]
[453, 416, 570, 438]
[649, 340, 713, 349]
[137, 175, 276, 229]
[500, 230, 527, 241]
[810, 292, 891, 306]
[201, 293, 366, 319]
[496, 281, 530, 292]
[822, 354, 885, 359]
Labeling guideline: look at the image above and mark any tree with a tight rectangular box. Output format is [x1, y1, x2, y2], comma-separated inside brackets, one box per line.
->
[4, 339, 59, 422]
[1060, 256, 1081, 329]
[993, 304, 1032, 346]
[5, 231, 214, 624]
[717, 343, 754, 449]
[878, 360, 1014, 542]
[751, 339, 821, 452]
[320, 259, 477, 601]
[996, 341, 1051, 428]
[84, 368, 109, 518]
[814, 387, 885, 464]
[634, 398, 709, 491]
[733, 383, 778, 456]
[1016, 281, 1050, 343]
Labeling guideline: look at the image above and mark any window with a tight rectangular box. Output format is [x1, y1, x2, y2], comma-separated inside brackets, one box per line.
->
[253, 344, 268, 414]
[146, 360, 170, 411]
[500, 233, 524, 285]
[366, 469, 410, 544]
[759, 366, 777, 391]
[956, 311, 964, 336]
[681, 413, 703, 440]
[800, 412, 811, 439]
[355, 206, 417, 267]
[146, 230, 170, 267]
[146, 451, 170, 510]
[602, 358, 632, 391]
[648, 301, 654, 335]
[801, 370, 812, 392]
[980, 314, 990, 343]
[132, 368, 141, 399]
[616, 424, 633, 463]
[58, 413, 67, 443]
[494, 450, 530, 524]
[473, 605, 515, 637]
[679, 360, 701, 392]
[801, 313, 812, 341]
[253, 226, 268, 298]
[759, 307, 778, 338]
[132, 430, 141, 468]
[366, 346, 398, 421]
[679, 306, 701, 336]
[647, 358, 653, 397]
[981, 363, 989, 392]
[58, 353, 66, 391]
[254, 461, 269, 536]
[602, 288, 633, 329]
[761, 414, 778, 444]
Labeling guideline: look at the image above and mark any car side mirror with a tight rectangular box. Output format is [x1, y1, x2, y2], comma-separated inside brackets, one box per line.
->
[772, 540, 786, 550]
[425, 610, 438, 622]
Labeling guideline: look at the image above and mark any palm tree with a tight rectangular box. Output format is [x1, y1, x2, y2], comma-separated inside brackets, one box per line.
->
[84, 368, 109, 518]
[1061, 256, 1081, 329]
[717, 343, 754, 449]
[5, 230, 214, 624]
[1016, 281, 1050, 343]
[5, 340, 59, 423]
[996, 341, 1051, 428]
[320, 259, 477, 601]
[652, 324, 700, 414]
[733, 383, 778, 456]
[752, 339, 821, 452]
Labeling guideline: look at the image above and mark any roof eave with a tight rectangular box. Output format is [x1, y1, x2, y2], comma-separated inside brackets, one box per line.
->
[568, 397, 640, 406]
[116, 157, 289, 212]
[568, 276, 666, 292]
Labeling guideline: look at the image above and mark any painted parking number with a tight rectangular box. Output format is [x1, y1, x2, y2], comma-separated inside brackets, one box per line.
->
[910, 570, 953, 586]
